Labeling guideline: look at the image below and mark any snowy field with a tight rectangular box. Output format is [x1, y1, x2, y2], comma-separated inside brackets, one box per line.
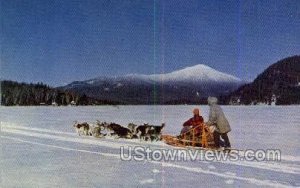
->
[0, 105, 299, 187]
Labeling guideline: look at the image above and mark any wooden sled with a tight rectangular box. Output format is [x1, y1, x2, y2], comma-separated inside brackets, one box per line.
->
[162, 123, 216, 149]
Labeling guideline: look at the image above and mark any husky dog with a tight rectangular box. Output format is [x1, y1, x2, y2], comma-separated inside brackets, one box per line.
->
[147, 123, 165, 141]
[96, 120, 107, 131]
[73, 121, 90, 136]
[99, 121, 133, 139]
[88, 122, 105, 137]
[127, 123, 138, 133]
[135, 124, 151, 141]
[128, 123, 136, 133]
[127, 123, 139, 139]
[134, 123, 165, 141]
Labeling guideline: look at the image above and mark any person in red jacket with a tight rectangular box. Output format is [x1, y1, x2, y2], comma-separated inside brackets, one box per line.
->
[180, 108, 204, 136]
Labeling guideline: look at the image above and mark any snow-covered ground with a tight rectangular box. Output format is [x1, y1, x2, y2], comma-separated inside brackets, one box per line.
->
[0, 106, 299, 187]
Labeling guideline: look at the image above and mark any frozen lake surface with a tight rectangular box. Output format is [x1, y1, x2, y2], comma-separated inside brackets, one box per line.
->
[0, 106, 299, 187]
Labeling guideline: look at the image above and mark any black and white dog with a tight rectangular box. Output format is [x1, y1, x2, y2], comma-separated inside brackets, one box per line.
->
[102, 122, 133, 139]
[74, 121, 106, 137]
[73, 121, 91, 136]
[147, 123, 165, 141]
[135, 124, 151, 141]
[128, 123, 165, 141]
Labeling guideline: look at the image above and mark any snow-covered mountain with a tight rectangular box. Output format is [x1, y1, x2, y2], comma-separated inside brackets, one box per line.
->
[125, 64, 241, 84]
[67, 64, 241, 86]
[60, 64, 244, 104]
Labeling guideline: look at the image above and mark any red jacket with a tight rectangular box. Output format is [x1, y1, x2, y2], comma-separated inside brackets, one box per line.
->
[183, 115, 204, 134]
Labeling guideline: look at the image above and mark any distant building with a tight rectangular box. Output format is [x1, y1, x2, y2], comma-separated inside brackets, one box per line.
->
[271, 94, 277, 106]
[229, 96, 241, 105]
[70, 101, 76, 106]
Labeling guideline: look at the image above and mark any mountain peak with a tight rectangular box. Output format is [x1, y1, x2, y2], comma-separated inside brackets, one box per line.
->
[147, 64, 241, 83]
[182, 64, 214, 70]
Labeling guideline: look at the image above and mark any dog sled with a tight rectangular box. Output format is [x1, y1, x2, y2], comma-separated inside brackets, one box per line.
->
[162, 123, 227, 151]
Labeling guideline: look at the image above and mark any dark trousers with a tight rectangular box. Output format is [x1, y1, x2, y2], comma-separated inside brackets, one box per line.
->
[213, 132, 231, 148]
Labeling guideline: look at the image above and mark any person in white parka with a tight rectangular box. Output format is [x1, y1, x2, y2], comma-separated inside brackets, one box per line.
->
[207, 97, 231, 149]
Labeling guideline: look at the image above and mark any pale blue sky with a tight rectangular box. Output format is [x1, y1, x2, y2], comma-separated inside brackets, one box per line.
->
[1, 0, 299, 86]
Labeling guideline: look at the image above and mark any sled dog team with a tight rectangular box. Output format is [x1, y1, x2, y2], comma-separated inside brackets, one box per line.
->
[73, 97, 231, 149]
[73, 120, 165, 141]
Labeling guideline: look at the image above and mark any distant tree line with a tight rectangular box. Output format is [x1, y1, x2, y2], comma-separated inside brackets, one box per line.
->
[0, 80, 121, 106]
